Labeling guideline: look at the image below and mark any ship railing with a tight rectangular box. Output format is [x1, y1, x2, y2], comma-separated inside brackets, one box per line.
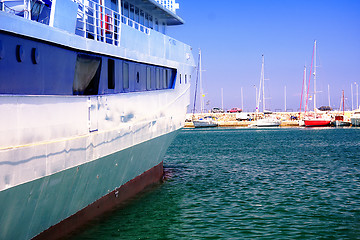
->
[74, 0, 120, 46]
[0, 0, 31, 19]
[120, 15, 150, 35]
[74, 0, 150, 47]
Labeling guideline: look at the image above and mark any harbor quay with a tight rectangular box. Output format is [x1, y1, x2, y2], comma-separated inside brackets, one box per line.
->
[185, 111, 354, 128]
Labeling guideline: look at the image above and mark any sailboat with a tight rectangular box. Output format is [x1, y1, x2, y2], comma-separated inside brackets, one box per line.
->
[334, 90, 351, 126]
[251, 55, 281, 127]
[303, 40, 331, 127]
[192, 49, 218, 128]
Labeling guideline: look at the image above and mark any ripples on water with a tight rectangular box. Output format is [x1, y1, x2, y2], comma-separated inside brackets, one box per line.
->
[70, 128, 360, 239]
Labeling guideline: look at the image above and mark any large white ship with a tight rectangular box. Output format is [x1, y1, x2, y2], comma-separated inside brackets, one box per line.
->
[0, 0, 195, 239]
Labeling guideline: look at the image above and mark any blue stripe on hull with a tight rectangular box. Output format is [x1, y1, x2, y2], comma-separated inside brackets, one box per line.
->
[0, 129, 179, 240]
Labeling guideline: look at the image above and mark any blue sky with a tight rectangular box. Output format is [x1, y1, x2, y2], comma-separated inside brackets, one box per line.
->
[168, 0, 360, 112]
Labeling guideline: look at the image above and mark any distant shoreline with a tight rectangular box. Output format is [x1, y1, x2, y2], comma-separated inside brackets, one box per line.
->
[185, 111, 354, 128]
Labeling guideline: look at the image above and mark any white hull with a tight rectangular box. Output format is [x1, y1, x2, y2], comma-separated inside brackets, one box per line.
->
[0, 86, 190, 193]
[251, 118, 281, 127]
[351, 117, 360, 126]
[334, 120, 351, 127]
[298, 120, 305, 126]
[193, 120, 218, 128]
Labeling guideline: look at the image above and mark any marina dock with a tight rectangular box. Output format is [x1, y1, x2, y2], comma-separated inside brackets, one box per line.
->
[185, 111, 354, 128]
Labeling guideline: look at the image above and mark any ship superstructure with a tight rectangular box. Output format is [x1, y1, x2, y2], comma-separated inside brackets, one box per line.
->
[0, 0, 195, 239]
[155, 0, 179, 13]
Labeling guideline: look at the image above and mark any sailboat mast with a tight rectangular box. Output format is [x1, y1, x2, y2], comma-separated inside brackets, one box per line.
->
[199, 49, 204, 113]
[300, 65, 306, 115]
[241, 87, 244, 111]
[313, 40, 317, 112]
[192, 50, 201, 115]
[343, 90, 345, 115]
[221, 88, 224, 110]
[304, 66, 307, 112]
[284, 85, 287, 112]
[256, 55, 263, 113]
[262, 55, 265, 112]
[328, 84, 331, 108]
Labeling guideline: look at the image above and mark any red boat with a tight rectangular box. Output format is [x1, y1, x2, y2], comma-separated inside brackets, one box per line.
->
[302, 41, 332, 128]
[304, 118, 331, 127]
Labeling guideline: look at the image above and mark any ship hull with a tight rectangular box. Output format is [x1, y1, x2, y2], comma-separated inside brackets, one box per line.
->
[34, 160, 165, 240]
[304, 119, 331, 127]
[0, 123, 180, 240]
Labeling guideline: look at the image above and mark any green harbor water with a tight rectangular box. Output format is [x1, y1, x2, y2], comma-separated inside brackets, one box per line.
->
[69, 127, 360, 239]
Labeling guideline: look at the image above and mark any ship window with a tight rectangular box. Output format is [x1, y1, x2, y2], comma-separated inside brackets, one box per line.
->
[155, 19, 159, 31]
[73, 54, 101, 95]
[162, 22, 166, 34]
[139, 11, 144, 31]
[140, 10, 144, 25]
[145, 13, 149, 27]
[123, 1, 129, 17]
[163, 69, 167, 88]
[129, 4, 134, 20]
[146, 67, 151, 90]
[149, 15, 153, 29]
[136, 71, 140, 83]
[156, 68, 160, 89]
[123, 62, 129, 89]
[135, 7, 139, 23]
[108, 59, 115, 89]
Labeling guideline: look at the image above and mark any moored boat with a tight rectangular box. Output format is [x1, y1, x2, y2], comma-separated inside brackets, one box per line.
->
[304, 118, 331, 127]
[193, 116, 218, 128]
[334, 116, 351, 127]
[351, 109, 360, 126]
[250, 117, 281, 127]
[302, 40, 331, 127]
[333, 90, 351, 127]
[0, 0, 195, 239]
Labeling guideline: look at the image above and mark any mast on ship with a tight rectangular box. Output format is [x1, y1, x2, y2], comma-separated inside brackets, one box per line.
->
[305, 40, 316, 117]
[313, 40, 317, 114]
[256, 55, 265, 113]
[199, 49, 204, 113]
[339, 90, 345, 115]
[192, 49, 203, 115]
[299, 65, 307, 117]
[343, 90, 345, 115]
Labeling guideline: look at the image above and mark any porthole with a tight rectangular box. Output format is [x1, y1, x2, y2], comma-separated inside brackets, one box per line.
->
[31, 48, 40, 64]
[16, 45, 24, 62]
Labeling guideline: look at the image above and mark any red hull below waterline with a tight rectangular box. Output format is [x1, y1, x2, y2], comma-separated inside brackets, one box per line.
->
[304, 119, 331, 127]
